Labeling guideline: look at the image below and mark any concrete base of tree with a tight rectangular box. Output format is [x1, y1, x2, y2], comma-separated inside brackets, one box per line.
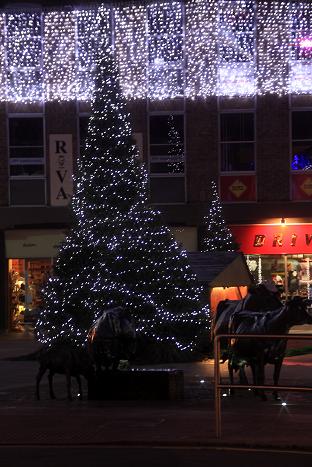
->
[88, 369, 184, 401]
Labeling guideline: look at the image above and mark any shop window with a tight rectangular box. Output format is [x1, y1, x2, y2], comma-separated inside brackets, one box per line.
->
[287, 255, 312, 298]
[9, 117, 45, 205]
[220, 112, 255, 172]
[149, 113, 185, 203]
[291, 111, 312, 171]
[9, 258, 53, 331]
[246, 254, 312, 300]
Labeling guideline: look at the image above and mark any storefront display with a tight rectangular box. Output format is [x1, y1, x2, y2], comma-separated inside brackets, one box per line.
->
[4, 229, 67, 331]
[8, 258, 53, 331]
[231, 223, 312, 300]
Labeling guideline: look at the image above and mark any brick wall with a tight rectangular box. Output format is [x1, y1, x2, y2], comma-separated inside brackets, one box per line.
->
[257, 95, 290, 201]
[0, 103, 8, 206]
[186, 97, 218, 204]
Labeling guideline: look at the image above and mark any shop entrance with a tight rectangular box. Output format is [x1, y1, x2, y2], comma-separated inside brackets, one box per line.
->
[8, 258, 53, 331]
[246, 254, 312, 300]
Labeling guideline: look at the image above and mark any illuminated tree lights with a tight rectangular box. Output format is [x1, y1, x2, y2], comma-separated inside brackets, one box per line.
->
[36, 47, 209, 358]
[202, 181, 239, 252]
[1, 1, 312, 102]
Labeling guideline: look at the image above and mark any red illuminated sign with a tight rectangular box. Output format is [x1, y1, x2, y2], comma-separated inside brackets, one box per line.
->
[230, 224, 312, 254]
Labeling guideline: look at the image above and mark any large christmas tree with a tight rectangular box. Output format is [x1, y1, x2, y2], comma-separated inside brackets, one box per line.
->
[202, 181, 238, 252]
[36, 48, 208, 360]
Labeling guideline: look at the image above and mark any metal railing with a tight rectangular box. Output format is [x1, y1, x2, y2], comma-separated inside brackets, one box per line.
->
[214, 333, 312, 439]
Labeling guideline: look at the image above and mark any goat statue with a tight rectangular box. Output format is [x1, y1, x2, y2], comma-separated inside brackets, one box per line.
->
[87, 306, 136, 373]
[36, 340, 94, 401]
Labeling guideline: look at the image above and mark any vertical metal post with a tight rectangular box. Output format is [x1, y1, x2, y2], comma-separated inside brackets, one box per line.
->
[284, 255, 288, 299]
[214, 336, 221, 439]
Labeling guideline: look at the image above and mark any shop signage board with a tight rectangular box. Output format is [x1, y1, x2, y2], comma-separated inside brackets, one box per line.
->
[230, 224, 312, 254]
[220, 175, 256, 202]
[5, 230, 67, 258]
[49, 134, 73, 206]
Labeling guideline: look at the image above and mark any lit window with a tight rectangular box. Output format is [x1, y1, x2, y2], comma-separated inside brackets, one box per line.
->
[291, 111, 312, 171]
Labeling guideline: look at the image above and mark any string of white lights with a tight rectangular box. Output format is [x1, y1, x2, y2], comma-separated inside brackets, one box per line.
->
[289, 1, 312, 94]
[0, 1, 312, 102]
[185, 0, 218, 97]
[44, 11, 76, 101]
[257, 1, 291, 96]
[114, 4, 147, 99]
[0, 14, 6, 101]
[75, 6, 111, 101]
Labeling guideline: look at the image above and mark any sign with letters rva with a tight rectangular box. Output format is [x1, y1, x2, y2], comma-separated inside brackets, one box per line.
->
[49, 134, 73, 206]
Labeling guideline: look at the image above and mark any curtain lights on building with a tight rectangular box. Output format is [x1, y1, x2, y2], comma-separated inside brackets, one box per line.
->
[1, 1, 312, 102]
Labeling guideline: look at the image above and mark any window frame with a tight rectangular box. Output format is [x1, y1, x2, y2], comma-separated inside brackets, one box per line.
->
[291, 108, 312, 173]
[219, 110, 256, 174]
[8, 113, 46, 206]
[148, 110, 186, 205]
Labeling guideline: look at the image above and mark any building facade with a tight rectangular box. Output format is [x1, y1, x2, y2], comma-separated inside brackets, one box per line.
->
[1, 0, 312, 330]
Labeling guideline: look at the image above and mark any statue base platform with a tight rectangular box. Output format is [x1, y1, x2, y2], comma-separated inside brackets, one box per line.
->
[88, 368, 184, 400]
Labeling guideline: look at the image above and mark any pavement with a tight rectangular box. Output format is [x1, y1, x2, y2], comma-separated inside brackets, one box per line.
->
[0, 330, 312, 451]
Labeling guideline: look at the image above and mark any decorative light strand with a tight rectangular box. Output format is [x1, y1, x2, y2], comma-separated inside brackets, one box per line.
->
[147, 2, 184, 99]
[75, 6, 111, 101]
[257, 1, 291, 96]
[0, 2, 311, 102]
[218, 0, 256, 96]
[115, 4, 147, 99]
[44, 10, 76, 101]
[290, 1, 312, 94]
[0, 14, 6, 101]
[202, 180, 238, 252]
[6, 12, 43, 102]
[185, 0, 218, 97]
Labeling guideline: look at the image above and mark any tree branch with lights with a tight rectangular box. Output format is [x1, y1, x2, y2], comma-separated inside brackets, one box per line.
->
[201, 181, 239, 252]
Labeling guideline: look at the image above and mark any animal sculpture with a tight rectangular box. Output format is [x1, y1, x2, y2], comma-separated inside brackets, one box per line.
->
[228, 296, 312, 400]
[212, 282, 282, 359]
[87, 306, 136, 373]
[36, 340, 94, 400]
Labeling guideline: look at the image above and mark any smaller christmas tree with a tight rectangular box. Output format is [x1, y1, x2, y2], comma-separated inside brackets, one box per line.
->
[202, 181, 239, 252]
[168, 115, 184, 173]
